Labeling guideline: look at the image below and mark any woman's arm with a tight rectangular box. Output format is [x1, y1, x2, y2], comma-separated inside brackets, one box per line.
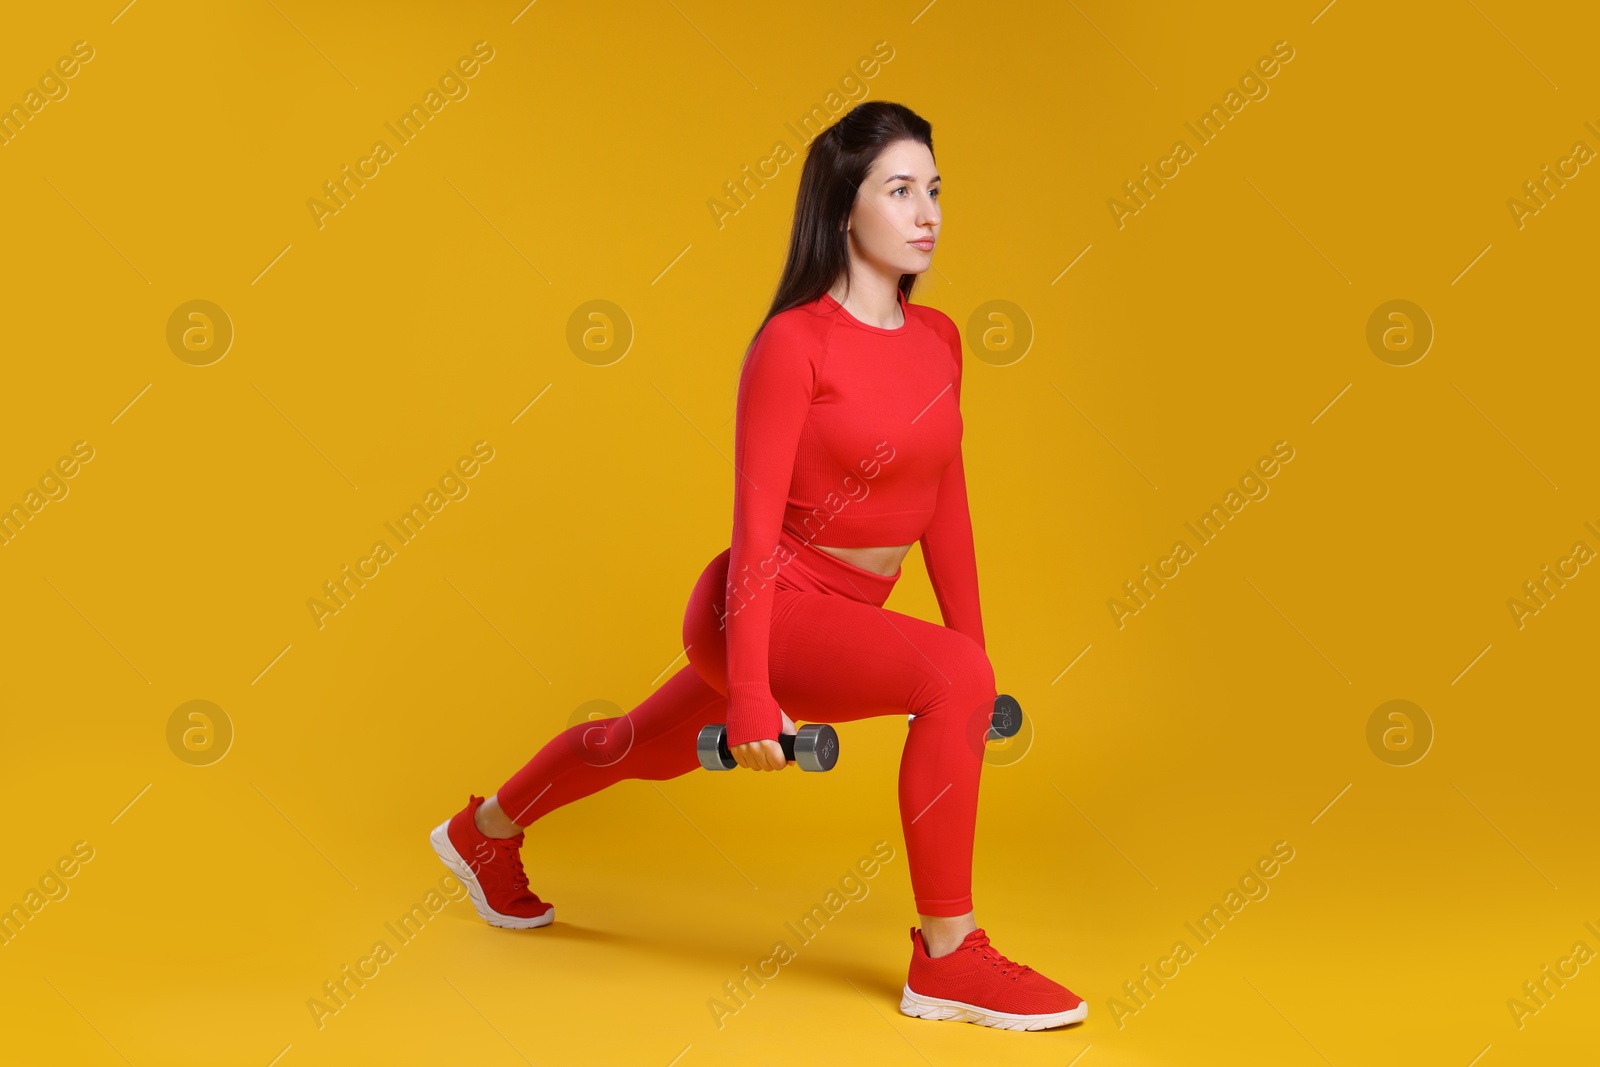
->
[723, 316, 814, 748]
[918, 316, 986, 650]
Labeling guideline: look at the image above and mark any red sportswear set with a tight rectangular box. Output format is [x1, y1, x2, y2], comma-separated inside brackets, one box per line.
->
[496, 286, 994, 916]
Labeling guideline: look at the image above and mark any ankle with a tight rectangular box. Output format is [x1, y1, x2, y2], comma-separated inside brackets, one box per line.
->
[919, 912, 977, 958]
[474, 797, 523, 840]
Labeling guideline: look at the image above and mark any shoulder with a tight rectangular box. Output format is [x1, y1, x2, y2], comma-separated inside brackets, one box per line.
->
[756, 301, 832, 346]
[744, 303, 833, 382]
[752, 302, 844, 361]
[907, 302, 962, 370]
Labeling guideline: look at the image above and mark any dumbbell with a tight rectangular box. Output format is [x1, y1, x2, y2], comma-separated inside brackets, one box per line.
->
[697, 722, 840, 772]
[906, 693, 1025, 740]
[989, 694, 1023, 740]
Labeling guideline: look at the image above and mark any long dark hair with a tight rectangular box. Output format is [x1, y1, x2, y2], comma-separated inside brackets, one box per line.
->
[740, 101, 935, 366]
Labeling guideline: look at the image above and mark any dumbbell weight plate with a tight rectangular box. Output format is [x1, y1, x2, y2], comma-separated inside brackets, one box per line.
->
[906, 694, 1025, 742]
[697, 724, 737, 770]
[793, 723, 839, 772]
[989, 694, 1023, 740]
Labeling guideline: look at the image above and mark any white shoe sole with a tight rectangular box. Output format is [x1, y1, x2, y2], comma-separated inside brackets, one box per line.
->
[899, 984, 1088, 1030]
[429, 819, 554, 929]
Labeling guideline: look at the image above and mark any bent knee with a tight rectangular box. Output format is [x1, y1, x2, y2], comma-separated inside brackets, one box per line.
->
[914, 633, 996, 717]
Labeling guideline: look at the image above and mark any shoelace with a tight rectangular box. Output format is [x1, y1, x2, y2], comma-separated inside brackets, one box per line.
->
[476, 835, 534, 897]
[501, 840, 533, 896]
[965, 930, 1034, 980]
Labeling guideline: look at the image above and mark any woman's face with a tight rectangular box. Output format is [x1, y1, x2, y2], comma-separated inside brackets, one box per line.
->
[846, 138, 941, 277]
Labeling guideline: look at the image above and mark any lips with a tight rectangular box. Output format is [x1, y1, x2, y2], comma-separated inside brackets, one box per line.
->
[910, 239, 935, 250]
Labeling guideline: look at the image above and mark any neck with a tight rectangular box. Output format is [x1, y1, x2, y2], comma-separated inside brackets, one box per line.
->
[829, 275, 904, 329]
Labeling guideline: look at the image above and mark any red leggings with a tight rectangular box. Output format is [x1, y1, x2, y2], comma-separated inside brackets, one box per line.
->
[493, 528, 995, 916]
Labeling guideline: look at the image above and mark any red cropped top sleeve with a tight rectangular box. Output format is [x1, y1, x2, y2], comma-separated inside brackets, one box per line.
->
[918, 315, 986, 652]
[724, 314, 815, 745]
[723, 288, 983, 747]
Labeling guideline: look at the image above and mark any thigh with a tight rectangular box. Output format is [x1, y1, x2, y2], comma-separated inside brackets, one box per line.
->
[767, 588, 979, 724]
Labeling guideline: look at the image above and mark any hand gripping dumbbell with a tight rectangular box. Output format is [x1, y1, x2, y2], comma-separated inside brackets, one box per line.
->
[906, 693, 1025, 740]
[697, 722, 840, 772]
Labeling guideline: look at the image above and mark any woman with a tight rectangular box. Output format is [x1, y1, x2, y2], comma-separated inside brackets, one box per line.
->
[430, 100, 1086, 1031]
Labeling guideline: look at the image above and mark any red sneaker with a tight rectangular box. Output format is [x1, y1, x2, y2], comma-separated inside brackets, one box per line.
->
[901, 926, 1087, 1030]
[429, 795, 554, 929]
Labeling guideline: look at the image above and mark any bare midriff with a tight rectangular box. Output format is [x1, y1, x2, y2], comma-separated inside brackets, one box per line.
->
[811, 543, 914, 578]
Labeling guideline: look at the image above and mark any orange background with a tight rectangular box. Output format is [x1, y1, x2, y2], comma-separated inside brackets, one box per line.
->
[1, 2, 1595, 1064]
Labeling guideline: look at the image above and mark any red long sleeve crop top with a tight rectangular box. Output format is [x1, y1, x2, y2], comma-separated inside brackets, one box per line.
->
[722, 286, 985, 747]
